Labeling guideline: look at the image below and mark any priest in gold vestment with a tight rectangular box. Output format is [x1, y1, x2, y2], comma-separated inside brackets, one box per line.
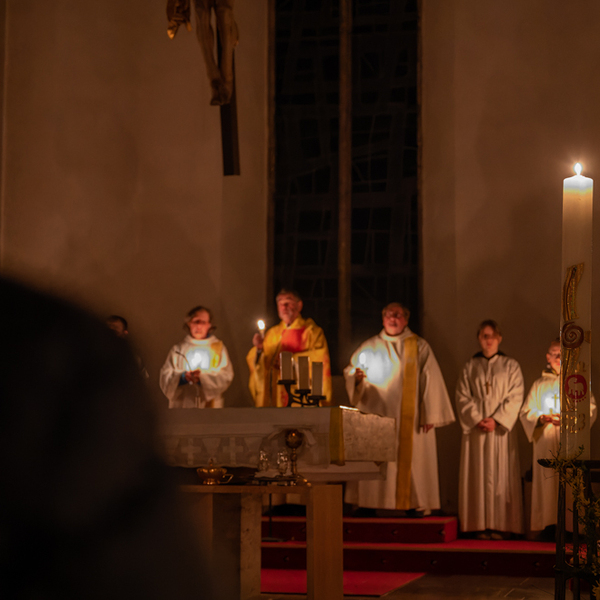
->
[343, 303, 455, 512]
[247, 289, 332, 407]
[520, 339, 597, 533]
[456, 320, 524, 538]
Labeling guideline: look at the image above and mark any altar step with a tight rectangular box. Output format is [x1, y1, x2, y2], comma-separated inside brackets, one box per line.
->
[261, 515, 458, 544]
[261, 516, 556, 577]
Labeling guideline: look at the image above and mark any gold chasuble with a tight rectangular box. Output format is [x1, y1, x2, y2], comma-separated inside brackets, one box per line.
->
[396, 334, 418, 509]
[246, 316, 332, 407]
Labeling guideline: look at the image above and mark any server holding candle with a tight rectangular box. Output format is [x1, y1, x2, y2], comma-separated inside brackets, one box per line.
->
[520, 339, 597, 535]
[160, 305, 234, 408]
[343, 302, 455, 513]
[246, 289, 332, 407]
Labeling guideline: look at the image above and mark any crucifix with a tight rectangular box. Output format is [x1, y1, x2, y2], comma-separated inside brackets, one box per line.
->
[485, 379, 492, 394]
[167, 0, 240, 175]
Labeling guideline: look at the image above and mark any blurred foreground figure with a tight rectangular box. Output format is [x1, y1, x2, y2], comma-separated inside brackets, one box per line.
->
[343, 302, 455, 513]
[0, 277, 213, 599]
[106, 314, 149, 379]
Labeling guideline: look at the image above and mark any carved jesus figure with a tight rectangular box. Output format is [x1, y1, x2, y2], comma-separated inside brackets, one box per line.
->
[167, 0, 239, 106]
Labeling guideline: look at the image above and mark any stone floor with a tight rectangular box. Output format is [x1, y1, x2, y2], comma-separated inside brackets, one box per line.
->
[259, 574, 571, 600]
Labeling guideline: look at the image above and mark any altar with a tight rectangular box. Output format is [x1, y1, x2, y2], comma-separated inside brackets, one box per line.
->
[162, 405, 396, 478]
[162, 406, 396, 600]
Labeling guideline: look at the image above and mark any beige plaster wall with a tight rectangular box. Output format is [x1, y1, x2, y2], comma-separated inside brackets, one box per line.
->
[422, 0, 600, 513]
[0, 0, 268, 407]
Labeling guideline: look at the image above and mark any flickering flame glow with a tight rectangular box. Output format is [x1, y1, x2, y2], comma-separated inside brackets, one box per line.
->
[574, 162, 583, 176]
[257, 319, 265, 331]
[356, 349, 393, 386]
[187, 348, 210, 370]
[543, 392, 560, 415]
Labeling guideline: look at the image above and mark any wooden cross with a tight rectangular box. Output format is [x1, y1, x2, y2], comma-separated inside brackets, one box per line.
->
[218, 34, 240, 176]
[485, 380, 492, 394]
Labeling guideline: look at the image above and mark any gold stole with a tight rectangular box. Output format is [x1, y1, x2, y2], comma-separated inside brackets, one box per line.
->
[396, 334, 419, 509]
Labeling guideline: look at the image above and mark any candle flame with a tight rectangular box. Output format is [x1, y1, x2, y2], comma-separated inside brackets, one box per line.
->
[574, 163, 583, 176]
[257, 319, 265, 330]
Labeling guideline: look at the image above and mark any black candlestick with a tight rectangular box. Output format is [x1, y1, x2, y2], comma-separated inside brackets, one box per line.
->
[277, 379, 324, 407]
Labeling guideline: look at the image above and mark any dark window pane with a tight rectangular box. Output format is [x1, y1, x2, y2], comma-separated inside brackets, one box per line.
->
[373, 232, 389, 264]
[372, 207, 392, 230]
[351, 232, 368, 264]
[297, 240, 320, 266]
[298, 210, 322, 232]
[352, 208, 370, 230]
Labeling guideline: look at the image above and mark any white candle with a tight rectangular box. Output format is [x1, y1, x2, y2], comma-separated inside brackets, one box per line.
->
[257, 319, 266, 338]
[312, 362, 323, 396]
[280, 351, 294, 380]
[358, 352, 367, 371]
[297, 356, 310, 390]
[561, 162, 593, 459]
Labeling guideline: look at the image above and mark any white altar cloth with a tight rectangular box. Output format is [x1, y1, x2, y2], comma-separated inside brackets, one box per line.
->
[160, 406, 395, 481]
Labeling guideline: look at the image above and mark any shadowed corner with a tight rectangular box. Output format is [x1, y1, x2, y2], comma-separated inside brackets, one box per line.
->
[0, 275, 215, 599]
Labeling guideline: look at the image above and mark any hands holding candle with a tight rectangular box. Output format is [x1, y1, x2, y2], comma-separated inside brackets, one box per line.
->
[354, 352, 367, 386]
[252, 319, 266, 351]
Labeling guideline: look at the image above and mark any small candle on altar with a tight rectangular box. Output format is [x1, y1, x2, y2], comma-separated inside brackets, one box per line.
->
[280, 351, 293, 380]
[561, 162, 593, 459]
[312, 362, 323, 396]
[257, 319, 266, 338]
[297, 356, 310, 390]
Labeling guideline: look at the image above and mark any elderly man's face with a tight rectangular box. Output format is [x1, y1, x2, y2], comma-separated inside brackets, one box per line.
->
[277, 294, 302, 326]
[382, 307, 408, 336]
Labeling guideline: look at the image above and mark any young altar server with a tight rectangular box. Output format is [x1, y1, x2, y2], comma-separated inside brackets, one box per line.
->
[343, 302, 455, 514]
[160, 305, 233, 408]
[520, 339, 596, 535]
[247, 289, 332, 407]
[456, 320, 524, 539]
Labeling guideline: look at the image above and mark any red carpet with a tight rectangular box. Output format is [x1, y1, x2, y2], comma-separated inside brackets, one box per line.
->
[261, 569, 425, 596]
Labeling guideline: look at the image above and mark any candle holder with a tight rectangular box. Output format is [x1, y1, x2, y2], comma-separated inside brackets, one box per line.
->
[284, 428, 308, 485]
[277, 379, 324, 407]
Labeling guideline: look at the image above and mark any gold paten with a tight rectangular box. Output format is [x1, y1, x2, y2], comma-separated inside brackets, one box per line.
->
[196, 459, 233, 485]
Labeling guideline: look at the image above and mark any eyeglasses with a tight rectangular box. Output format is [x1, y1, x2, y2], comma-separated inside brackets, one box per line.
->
[384, 312, 405, 319]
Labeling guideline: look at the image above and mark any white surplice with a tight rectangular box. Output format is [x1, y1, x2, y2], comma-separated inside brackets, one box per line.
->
[160, 335, 233, 408]
[456, 352, 524, 533]
[343, 328, 455, 511]
[520, 370, 597, 531]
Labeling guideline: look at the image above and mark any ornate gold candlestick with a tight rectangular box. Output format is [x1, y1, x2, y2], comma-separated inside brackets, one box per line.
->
[285, 429, 307, 485]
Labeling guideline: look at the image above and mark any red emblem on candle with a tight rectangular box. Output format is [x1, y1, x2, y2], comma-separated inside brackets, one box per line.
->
[565, 374, 587, 402]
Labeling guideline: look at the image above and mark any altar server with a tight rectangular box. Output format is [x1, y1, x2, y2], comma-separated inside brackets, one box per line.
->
[160, 306, 233, 408]
[456, 320, 524, 538]
[247, 289, 332, 407]
[520, 339, 596, 533]
[343, 302, 455, 513]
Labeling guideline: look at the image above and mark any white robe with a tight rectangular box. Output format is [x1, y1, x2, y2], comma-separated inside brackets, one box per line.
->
[343, 328, 455, 511]
[520, 370, 597, 531]
[159, 335, 233, 408]
[456, 353, 524, 533]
